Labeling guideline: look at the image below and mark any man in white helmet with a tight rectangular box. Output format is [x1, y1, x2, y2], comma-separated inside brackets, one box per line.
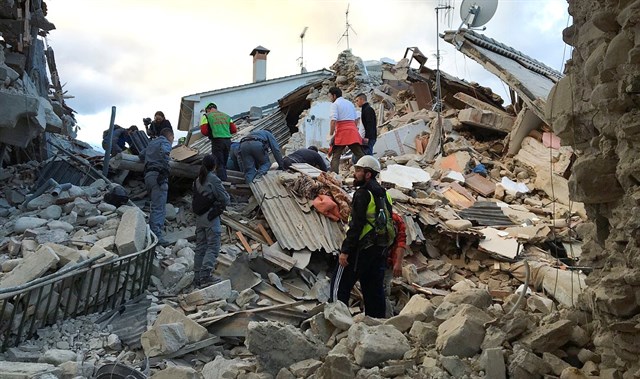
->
[330, 155, 393, 318]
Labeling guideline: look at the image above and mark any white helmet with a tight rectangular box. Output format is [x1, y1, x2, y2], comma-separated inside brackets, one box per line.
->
[354, 155, 381, 173]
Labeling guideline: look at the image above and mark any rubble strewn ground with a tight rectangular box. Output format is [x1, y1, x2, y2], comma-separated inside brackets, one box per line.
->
[1, 1, 637, 378]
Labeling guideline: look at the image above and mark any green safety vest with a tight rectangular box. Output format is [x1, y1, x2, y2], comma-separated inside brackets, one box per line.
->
[352, 191, 393, 240]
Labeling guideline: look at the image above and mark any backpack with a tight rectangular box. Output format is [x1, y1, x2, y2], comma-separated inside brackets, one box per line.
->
[367, 191, 396, 248]
[191, 181, 227, 219]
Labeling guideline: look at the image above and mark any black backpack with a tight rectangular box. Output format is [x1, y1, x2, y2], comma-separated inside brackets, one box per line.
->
[192, 181, 226, 220]
[366, 191, 396, 248]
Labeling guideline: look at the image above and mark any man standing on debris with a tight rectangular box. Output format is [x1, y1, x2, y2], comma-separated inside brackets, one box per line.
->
[239, 129, 284, 183]
[330, 155, 392, 318]
[282, 146, 328, 172]
[328, 86, 365, 173]
[201, 103, 235, 181]
[355, 93, 377, 156]
[192, 154, 230, 287]
[146, 111, 173, 139]
[139, 128, 173, 246]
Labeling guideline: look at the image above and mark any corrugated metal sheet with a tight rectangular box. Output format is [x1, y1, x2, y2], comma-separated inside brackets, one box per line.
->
[250, 172, 345, 253]
[36, 158, 102, 188]
[458, 201, 515, 226]
[128, 130, 149, 155]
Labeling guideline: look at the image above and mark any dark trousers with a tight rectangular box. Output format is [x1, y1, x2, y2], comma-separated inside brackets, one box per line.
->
[329, 245, 387, 318]
[210, 138, 231, 181]
[330, 144, 365, 173]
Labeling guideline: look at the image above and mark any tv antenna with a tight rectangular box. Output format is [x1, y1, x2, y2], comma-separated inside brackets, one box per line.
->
[431, 1, 454, 158]
[297, 26, 308, 73]
[337, 4, 357, 50]
[457, 0, 498, 31]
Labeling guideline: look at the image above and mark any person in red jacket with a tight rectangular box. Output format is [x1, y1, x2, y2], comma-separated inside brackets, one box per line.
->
[385, 212, 407, 317]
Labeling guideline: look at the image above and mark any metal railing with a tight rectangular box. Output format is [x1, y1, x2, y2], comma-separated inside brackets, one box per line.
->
[0, 229, 157, 351]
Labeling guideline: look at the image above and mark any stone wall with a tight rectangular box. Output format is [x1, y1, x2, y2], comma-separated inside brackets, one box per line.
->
[546, 0, 640, 373]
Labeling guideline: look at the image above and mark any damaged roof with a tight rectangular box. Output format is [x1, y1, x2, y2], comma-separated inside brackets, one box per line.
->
[442, 29, 563, 122]
[249, 172, 345, 253]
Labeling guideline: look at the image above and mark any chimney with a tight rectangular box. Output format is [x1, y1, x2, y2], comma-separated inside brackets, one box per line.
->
[250, 45, 270, 83]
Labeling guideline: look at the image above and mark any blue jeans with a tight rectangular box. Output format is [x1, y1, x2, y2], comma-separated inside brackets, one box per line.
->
[194, 217, 221, 280]
[144, 172, 168, 241]
[365, 138, 376, 155]
[240, 140, 270, 183]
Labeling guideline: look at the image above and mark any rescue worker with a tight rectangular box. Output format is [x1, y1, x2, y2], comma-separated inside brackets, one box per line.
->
[102, 125, 137, 156]
[226, 142, 243, 172]
[193, 154, 230, 287]
[385, 212, 406, 317]
[238, 130, 284, 183]
[139, 128, 173, 246]
[282, 146, 328, 172]
[328, 86, 365, 173]
[330, 155, 392, 318]
[201, 103, 235, 181]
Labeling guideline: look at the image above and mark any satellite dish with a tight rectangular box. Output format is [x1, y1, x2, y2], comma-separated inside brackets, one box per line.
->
[459, 0, 498, 28]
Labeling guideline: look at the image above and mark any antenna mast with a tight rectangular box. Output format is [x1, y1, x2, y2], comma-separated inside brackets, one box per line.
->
[433, 1, 453, 156]
[298, 26, 308, 73]
[338, 4, 357, 50]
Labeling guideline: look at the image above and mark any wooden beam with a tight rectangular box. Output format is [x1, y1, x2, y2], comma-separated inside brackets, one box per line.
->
[235, 231, 253, 253]
[256, 224, 274, 245]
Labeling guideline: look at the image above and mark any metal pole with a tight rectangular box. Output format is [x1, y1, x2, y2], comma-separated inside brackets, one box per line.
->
[102, 106, 117, 177]
[434, 5, 452, 156]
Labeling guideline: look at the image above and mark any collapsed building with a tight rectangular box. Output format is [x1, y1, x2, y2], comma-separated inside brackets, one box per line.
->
[0, 0, 639, 378]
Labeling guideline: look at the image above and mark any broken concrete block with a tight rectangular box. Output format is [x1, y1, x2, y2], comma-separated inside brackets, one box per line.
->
[479, 348, 506, 379]
[245, 321, 328, 375]
[13, 216, 48, 233]
[347, 323, 410, 368]
[87, 245, 118, 263]
[458, 108, 514, 133]
[38, 349, 77, 366]
[0, 361, 61, 378]
[543, 352, 572, 376]
[436, 304, 492, 357]
[184, 280, 232, 306]
[398, 294, 434, 322]
[59, 360, 95, 378]
[47, 220, 74, 233]
[151, 366, 198, 379]
[38, 205, 62, 220]
[520, 319, 574, 353]
[324, 300, 354, 330]
[0, 245, 59, 289]
[308, 312, 336, 344]
[5, 347, 41, 363]
[441, 355, 470, 377]
[508, 345, 552, 378]
[97, 202, 117, 213]
[408, 321, 438, 347]
[289, 358, 322, 378]
[115, 207, 146, 256]
[155, 305, 208, 344]
[384, 313, 417, 332]
[94, 235, 116, 250]
[140, 322, 188, 357]
[315, 354, 356, 379]
[442, 288, 492, 309]
[527, 293, 554, 314]
[86, 215, 108, 227]
[445, 219, 473, 231]
[45, 243, 86, 266]
[202, 355, 256, 379]
[161, 262, 187, 288]
[2, 258, 22, 272]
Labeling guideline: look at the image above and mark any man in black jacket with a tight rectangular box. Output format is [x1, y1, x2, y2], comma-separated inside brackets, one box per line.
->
[329, 155, 390, 318]
[282, 146, 328, 172]
[356, 93, 377, 155]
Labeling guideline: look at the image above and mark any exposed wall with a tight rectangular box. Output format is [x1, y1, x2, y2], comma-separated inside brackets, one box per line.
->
[546, 0, 640, 373]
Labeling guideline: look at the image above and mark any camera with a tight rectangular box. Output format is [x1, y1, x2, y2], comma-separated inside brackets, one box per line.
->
[143, 117, 152, 127]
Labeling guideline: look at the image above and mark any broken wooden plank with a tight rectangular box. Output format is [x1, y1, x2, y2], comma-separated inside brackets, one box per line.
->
[453, 92, 512, 117]
[170, 145, 199, 161]
[148, 336, 222, 361]
[199, 300, 308, 326]
[236, 232, 253, 253]
[221, 215, 267, 244]
[256, 224, 274, 245]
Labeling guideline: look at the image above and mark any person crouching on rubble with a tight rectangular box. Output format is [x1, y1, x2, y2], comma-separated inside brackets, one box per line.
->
[139, 128, 173, 246]
[385, 212, 406, 317]
[192, 154, 230, 287]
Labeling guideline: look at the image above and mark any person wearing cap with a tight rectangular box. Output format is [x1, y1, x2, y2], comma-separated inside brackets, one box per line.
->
[147, 111, 173, 139]
[193, 154, 230, 287]
[201, 103, 235, 181]
[102, 124, 138, 157]
[329, 155, 391, 318]
[282, 146, 328, 172]
[328, 86, 365, 173]
[239, 130, 284, 183]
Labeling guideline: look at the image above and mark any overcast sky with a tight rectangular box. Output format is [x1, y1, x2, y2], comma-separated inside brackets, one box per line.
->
[45, 0, 570, 147]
